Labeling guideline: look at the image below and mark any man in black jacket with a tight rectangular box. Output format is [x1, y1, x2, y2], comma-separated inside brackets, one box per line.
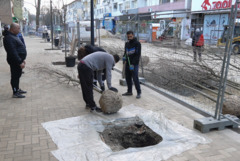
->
[3, 23, 27, 98]
[122, 31, 142, 99]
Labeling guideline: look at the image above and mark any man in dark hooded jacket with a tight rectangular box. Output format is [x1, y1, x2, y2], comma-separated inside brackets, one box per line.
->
[122, 31, 142, 99]
[3, 23, 27, 98]
[192, 28, 204, 62]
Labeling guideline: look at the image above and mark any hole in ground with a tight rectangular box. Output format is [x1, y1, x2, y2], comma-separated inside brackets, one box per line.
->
[100, 117, 163, 152]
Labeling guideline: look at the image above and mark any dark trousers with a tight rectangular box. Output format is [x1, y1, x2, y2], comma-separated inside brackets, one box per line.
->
[78, 63, 96, 108]
[8, 62, 22, 94]
[193, 46, 202, 61]
[125, 65, 141, 94]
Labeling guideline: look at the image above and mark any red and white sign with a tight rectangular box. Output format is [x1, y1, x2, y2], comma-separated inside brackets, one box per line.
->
[192, 0, 238, 12]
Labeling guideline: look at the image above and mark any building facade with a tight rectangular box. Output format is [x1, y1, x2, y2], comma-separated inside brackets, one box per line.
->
[93, 0, 192, 40]
[0, 0, 14, 25]
[191, 0, 233, 44]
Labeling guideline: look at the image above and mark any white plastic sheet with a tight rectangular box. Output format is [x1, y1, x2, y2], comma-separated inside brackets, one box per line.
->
[42, 105, 211, 161]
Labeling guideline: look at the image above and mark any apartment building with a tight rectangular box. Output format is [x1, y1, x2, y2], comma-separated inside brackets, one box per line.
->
[142, 0, 191, 40]
[94, 0, 191, 40]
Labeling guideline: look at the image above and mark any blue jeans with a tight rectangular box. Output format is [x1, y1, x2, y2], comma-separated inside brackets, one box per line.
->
[125, 65, 141, 94]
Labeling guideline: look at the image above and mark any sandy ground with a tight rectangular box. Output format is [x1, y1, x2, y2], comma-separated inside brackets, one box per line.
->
[99, 37, 240, 115]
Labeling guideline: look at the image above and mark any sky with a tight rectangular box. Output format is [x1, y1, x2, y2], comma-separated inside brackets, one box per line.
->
[24, 0, 75, 14]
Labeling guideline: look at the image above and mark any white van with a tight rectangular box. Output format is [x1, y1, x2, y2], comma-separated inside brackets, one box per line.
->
[68, 21, 96, 44]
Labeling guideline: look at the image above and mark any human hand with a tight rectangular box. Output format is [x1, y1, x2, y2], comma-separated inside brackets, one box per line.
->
[20, 63, 25, 69]
[129, 65, 134, 71]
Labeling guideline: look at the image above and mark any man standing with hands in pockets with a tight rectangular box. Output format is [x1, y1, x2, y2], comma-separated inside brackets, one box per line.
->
[3, 23, 27, 98]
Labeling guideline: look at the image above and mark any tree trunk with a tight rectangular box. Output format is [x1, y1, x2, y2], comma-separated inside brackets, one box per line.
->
[36, 0, 41, 32]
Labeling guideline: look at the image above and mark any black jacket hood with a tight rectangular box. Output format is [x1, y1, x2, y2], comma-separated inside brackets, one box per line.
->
[2, 29, 10, 36]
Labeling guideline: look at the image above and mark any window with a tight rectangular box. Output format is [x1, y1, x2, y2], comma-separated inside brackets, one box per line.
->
[119, 3, 123, 12]
[125, 1, 130, 10]
[131, 0, 137, 8]
[162, 0, 170, 3]
[113, 3, 118, 11]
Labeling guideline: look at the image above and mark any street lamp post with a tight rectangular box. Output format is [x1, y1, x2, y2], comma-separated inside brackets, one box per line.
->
[90, 0, 94, 46]
[64, 6, 67, 58]
[50, 0, 53, 49]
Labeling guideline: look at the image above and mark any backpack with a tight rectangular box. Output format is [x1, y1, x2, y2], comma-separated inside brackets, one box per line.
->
[196, 34, 204, 47]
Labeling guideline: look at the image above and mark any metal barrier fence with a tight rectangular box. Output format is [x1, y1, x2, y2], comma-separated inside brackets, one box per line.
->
[103, 12, 240, 117]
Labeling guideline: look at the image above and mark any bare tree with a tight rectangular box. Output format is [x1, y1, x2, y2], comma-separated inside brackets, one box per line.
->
[35, 0, 41, 31]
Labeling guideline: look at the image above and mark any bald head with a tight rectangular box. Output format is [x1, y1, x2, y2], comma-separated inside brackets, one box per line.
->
[10, 23, 20, 35]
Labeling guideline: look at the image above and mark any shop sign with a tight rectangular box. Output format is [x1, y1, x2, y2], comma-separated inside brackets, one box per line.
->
[192, 0, 239, 12]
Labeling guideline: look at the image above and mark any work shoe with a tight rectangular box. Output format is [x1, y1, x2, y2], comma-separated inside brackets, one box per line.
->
[136, 93, 141, 99]
[18, 89, 27, 94]
[90, 106, 102, 113]
[12, 92, 25, 98]
[122, 92, 133, 96]
[93, 82, 97, 86]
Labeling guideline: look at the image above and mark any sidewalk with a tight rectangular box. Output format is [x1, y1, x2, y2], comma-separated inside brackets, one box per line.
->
[0, 37, 240, 161]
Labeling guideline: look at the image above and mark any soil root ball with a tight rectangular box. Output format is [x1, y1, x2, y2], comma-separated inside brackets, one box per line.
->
[223, 95, 240, 117]
[99, 90, 123, 114]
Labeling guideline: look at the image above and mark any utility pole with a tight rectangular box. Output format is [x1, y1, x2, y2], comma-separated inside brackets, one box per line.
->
[64, 5, 67, 58]
[90, 0, 94, 46]
[50, 0, 53, 49]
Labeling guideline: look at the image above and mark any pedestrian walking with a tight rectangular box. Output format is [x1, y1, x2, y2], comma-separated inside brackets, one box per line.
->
[192, 28, 204, 62]
[77, 51, 120, 112]
[3, 23, 27, 98]
[122, 31, 142, 99]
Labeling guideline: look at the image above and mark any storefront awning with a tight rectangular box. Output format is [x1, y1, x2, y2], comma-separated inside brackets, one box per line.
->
[191, 8, 235, 14]
[151, 10, 190, 19]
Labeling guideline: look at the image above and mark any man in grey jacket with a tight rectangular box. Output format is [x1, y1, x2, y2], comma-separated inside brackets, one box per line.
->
[78, 51, 120, 112]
